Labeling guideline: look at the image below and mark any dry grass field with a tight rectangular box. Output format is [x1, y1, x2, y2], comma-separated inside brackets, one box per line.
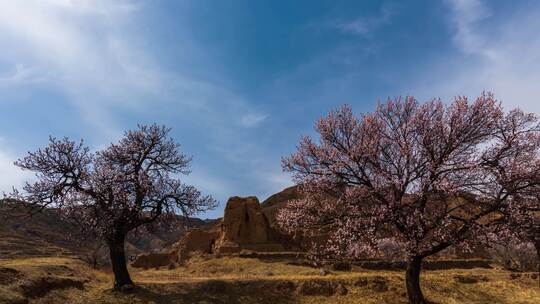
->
[1, 254, 538, 304]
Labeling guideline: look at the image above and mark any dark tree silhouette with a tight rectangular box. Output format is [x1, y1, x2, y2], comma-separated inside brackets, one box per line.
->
[14, 124, 216, 290]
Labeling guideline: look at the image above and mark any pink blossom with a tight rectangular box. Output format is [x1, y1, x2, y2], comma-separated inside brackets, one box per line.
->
[278, 93, 540, 303]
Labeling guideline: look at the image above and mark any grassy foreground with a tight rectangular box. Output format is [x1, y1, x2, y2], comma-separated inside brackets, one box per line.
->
[0, 255, 538, 304]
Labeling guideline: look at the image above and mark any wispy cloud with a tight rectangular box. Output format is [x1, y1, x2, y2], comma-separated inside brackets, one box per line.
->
[412, 0, 540, 114]
[239, 113, 268, 128]
[38, 0, 139, 15]
[445, 0, 496, 59]
[0, 0, 161, 135]
[0, 0, 287, 206]
[0, 142, 32, 193]
[0, 1, 266, 129]
[336, 4, 395, 37]
[0, 64, 47, 85]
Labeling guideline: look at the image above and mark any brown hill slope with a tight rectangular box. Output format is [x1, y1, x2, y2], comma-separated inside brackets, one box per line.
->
[0, 201, 208, 263]
[260, 185, 301, 226]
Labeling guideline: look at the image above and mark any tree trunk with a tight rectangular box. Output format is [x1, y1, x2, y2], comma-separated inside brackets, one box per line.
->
[535, 240, 540, 289]
[107, 234, 133, 290]
[406, 256, 425, 304]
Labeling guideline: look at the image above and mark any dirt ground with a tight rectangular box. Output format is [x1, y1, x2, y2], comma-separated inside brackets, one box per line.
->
[0, 255, 539, 304]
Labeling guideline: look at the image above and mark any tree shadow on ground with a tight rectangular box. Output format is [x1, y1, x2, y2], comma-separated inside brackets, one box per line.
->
[107, 279, 299, 304]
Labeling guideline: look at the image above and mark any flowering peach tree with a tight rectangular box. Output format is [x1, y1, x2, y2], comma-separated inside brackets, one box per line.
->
[14, 124, 216, 290]
[278, 93, 540, 303]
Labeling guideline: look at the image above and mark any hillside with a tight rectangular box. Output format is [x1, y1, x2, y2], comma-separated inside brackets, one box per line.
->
[0, 201, 208, 264]
[260, 186, 301, 226]
[0, 186, 297, 262]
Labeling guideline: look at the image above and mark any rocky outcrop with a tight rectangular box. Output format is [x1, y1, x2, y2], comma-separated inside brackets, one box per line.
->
[173, 228, 221, 260]
[132, 195, 292, 267]
[222, 196, 270, 243]
[131, 194, 299, 268]
[213, 196, 283, 253]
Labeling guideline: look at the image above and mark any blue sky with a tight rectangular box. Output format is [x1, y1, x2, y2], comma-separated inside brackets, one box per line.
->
[1, 0, 540, 218]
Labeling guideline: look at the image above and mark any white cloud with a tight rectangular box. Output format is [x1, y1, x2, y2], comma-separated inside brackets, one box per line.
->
[239, 113, 268, 128]
[39, 0, 138, 15]
[0, 148, 32, 194]
[0, 0, 161, 126]
[0, 1, 290, 211]
[0, 63, 47, 85]
[0, 1, 265, 135]
[413, 0, 540, 114]
[337, 4, 395, 37]
[445, 0, 495, 58]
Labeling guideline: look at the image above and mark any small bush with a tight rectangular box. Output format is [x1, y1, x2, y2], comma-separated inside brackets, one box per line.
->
[274, 280, 296, 292]
[0, 267, 21, 285]
[454, 275, 489, 284]
[296, 280, 337, 296]
[332, 262, 352, 271]
[201, 280, 229, 294]
[19, 276, 85, 298]
[336, 284, 348, 295]
[369, 277, 388, 292]
[354, 277, 368, 287]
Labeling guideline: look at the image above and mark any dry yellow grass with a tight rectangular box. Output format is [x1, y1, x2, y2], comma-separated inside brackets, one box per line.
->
[0, 255, 538, 304]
